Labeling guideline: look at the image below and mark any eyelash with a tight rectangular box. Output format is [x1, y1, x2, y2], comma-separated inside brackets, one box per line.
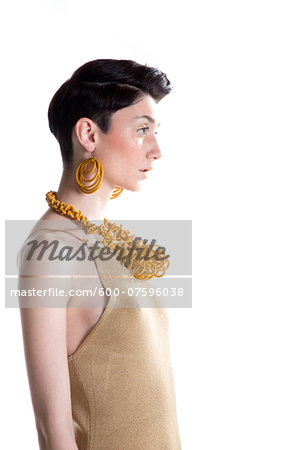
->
[137, 126, 159, 135]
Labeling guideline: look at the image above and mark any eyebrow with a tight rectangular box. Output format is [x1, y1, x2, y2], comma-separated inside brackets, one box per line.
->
[133, 115, 160, 126]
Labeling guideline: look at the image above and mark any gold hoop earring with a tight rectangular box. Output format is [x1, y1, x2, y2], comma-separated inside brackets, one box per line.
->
[110, 187, 123, 200]
[76, 154, 104, 194]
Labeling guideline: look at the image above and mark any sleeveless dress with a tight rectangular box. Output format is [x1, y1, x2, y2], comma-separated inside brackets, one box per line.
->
[22, 227, 182, 450]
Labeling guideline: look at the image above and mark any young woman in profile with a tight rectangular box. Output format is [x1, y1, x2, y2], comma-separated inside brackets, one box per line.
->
[17, 59, 182, 450]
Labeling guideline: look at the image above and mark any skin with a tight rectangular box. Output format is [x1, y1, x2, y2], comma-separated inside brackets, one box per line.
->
[18, 94, 163, 449]
[48, 93, 162, 221]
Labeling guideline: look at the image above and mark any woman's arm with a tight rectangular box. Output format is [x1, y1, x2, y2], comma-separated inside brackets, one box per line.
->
[19, 307, 78, 450]
[18, 232, 79, 450]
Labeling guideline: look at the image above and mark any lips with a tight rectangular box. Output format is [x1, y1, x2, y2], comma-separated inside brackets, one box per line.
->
[139, 168, 153, 172]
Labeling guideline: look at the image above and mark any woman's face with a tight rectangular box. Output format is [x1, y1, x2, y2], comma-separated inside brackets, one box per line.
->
[95, 94, 162, 192]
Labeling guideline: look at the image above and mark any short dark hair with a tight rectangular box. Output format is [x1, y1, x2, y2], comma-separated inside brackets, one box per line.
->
[48, 59, 173, 169]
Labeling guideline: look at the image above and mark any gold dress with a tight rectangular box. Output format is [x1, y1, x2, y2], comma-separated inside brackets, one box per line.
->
[23, 227, 182, 449]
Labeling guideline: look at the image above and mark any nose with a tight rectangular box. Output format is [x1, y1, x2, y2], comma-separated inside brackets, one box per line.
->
[147, 136, 162, 160]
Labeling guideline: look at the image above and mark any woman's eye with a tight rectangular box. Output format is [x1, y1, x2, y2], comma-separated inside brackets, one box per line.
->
[137, 126, 159, 136]
[137, 126, 150, 135]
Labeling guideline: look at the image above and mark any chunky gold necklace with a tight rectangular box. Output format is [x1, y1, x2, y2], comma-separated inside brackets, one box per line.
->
[45, 191, 169, 280]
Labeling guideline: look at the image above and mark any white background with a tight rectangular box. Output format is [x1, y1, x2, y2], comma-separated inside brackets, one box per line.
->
[1, 0, 300, 449]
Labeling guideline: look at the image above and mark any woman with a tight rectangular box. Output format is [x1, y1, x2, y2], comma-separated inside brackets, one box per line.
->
[17, 59, 181, 449]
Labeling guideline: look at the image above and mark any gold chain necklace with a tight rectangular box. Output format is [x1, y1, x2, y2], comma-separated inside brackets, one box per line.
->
[45, 191, 169, 280]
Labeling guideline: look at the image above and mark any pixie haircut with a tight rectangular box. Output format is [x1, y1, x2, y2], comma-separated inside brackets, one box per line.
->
[48, 59, 172, 169]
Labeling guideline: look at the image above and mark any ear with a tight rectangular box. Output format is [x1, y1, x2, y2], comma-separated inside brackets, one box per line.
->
[74, 118, 97, 152]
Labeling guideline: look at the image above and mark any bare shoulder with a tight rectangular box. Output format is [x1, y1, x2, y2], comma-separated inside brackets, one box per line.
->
[17, 222, 87, 309]
[17, 209, 100, 306]
[19, 210, 90, 269]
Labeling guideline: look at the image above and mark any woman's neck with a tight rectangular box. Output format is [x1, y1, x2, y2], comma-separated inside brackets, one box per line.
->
[55, 171, 113, 221]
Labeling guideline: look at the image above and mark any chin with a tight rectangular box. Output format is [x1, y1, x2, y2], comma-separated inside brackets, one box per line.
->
[123, 182, 141, 193]
[130, 184, 142, 192]
[115, 176, 142, 193]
